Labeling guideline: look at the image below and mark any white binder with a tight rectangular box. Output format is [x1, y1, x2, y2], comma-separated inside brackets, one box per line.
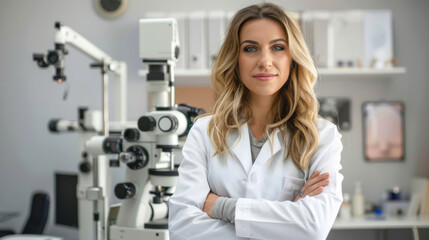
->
[331, 11, 364, 68]
[301, 11, 333, 68]
[207, 11, 226, 67]
[312, 13, 331, 68]
[363, 11, 393, 68]
[188, 11, 207, 69]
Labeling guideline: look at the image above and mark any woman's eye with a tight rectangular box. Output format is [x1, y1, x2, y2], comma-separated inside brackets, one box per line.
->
[272, 45, 285, 51]
[244, 46, 257, 52]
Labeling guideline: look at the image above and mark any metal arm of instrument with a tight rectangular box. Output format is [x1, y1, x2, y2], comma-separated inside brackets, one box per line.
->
[54, 22, 119, 72]
[54, 22, 127, 124]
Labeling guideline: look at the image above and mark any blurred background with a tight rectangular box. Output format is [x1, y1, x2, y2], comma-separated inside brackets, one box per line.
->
[0, 0, 428, 239]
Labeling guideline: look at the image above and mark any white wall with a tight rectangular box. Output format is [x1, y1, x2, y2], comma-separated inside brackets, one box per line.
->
[0, 0, 428, 239]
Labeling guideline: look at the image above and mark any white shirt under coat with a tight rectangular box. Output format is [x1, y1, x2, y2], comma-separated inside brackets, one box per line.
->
[168, 115, 344, 240]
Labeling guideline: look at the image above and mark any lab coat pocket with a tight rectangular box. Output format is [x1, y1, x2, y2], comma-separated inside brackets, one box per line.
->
[281, 176, 305, 201]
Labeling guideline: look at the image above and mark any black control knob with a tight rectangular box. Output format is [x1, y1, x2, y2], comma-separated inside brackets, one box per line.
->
[103, 137, 122, 153]
[124, 128, 140, 141]
[150, 188, 168, 204]
[158, 115, 178, 132]
[79, 161, 91, 173]
[175, 45, 180, 60]
[138, 116, 156, 132]
[47, 50, 59, 64]
[124, 145, 149, 170]
[48, 119, 60, 132]
[115, 182, 136, 199]
[78, 107, 88, 129]
[177, 104, 206, 137]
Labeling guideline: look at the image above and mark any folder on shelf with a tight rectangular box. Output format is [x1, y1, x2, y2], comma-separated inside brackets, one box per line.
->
[363, 11, 393, 68]
[188, 11, 207, 69]
[331, 11, 364, 69]
[313, 12, 331, 68]
[207, 11, 226, 68]
[301, 11, 334, 68]
[409, 177, 429, 216]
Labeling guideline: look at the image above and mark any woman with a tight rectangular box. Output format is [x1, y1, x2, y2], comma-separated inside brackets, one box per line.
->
[169, 3, 343, 240]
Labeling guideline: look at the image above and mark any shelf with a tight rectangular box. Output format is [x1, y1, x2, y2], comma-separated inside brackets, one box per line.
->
[317, 67, 407, 76]
[332, 215, 429, 230]
[138, 67, 406, 85]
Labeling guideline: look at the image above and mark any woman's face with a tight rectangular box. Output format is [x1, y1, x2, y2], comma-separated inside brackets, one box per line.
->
[238, 18, 292, 99]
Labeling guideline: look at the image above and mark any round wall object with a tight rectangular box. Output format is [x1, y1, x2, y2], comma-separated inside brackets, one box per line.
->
[94, 0, 128, 19]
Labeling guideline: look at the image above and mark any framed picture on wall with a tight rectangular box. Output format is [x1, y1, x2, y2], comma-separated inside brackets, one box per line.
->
[362, 101, 405, 162]
[318, 97, 351, 131]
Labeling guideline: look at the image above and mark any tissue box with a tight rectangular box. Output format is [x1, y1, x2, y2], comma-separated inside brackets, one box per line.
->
[382, 200, 409, 217]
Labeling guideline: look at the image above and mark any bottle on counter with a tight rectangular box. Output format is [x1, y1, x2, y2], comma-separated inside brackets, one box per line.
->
[352, 181, 365, 217]
[340, 193, 352, 219]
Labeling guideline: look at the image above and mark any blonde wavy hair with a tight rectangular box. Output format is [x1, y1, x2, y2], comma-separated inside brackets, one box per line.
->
[201, 3, 319, 170]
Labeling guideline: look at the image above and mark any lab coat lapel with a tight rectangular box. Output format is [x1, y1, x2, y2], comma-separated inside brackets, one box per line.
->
[229, 123, 252, 175]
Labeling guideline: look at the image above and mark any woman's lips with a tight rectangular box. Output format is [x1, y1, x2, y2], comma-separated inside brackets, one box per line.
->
[253, 73, 277, 81]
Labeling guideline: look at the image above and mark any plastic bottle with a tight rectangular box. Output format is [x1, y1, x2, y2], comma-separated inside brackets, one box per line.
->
[352, 181, 365, 217]
[340, 193, 352, 219]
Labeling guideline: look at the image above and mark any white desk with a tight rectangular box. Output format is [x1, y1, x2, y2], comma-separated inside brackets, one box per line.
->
[1, 235, 62, 240]
[333, 215, 429, 240]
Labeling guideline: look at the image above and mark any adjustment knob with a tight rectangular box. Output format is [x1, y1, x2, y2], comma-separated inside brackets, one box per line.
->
[119, 152, 136, 164]
[78, 107, 88, 129]
[103, 137, 122, 153]
[175, 45, 180, 60]
[79, 161, 91, 173]
[158, 115, 178, 132]
[124, 128, 140, 141]
[138, 116, 156, 132]
[48, 119, 60, 132]
[114, 182, 136, 199]
[47, 51, 59, 64]
[124, 145, 149, 170]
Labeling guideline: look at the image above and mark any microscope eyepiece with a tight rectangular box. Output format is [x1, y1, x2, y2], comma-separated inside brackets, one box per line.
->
[32, 53, 49, 68]
[33, 46, 67, 83]
[138, 116, 156, 132]
[124, 128, 140, 141]
[47, 51, 59, 64]
[48, 119, 61, 132]
[177, 104, 206, 137]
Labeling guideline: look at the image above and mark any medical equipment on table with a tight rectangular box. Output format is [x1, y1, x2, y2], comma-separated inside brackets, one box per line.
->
[33, 22, 129, 240]
[84, 18, 204, 240]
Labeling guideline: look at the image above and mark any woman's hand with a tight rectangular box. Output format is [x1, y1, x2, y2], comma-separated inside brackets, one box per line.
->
[294, 171, 330, 202]
[203, 192, 220, 218]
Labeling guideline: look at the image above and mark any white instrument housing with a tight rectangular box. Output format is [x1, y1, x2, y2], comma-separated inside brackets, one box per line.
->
[139, 18, 180, 62]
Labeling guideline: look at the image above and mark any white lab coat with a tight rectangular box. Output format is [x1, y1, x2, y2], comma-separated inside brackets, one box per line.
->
[169, 116, 343, 240]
